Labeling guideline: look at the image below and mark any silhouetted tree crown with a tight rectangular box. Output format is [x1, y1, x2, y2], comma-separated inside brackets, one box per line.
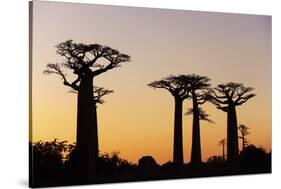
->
[219, 138, 226, 146]
[184, 74, 210, 92]
[185, 107, 214, 123]
[209, 82, 256, 112]
[238, 124, 250, 150]
[43, 40, 131, 90]
[69, 86, 114, 105]
[147, 75, 190, 99]
[238, 124, 250, 137]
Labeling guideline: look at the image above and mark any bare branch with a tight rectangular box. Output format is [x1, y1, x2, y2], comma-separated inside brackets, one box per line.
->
[236, 93, 256, 106]
[234, 86, 256, 105]
[68, 86, 113, 105]
[43, 63, 80, 90]
[185, 107, 215, 123]
[92, 49, 130, 77]
[93, 87, 114, 104]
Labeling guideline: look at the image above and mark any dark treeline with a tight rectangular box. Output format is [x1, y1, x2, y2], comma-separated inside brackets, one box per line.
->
[30, 41, 271, 187]
[30, 139, 271, 187]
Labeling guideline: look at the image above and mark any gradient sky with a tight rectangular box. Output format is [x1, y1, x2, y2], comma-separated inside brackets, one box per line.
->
[31, 1, 271, 164]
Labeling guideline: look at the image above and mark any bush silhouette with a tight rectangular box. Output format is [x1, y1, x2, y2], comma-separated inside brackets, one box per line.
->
[206, 156, 224, 165]
[239, 145, 268, 167]
[138, 156, 159, 169]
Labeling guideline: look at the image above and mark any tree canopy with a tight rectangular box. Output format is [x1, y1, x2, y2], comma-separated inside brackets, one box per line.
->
[209, 82, 256, 111]
[148, 75, 191, 99]
[43, 40, 131, 90]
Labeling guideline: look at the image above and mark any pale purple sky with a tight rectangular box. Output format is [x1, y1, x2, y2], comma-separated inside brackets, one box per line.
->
[31, 1, 271, 163]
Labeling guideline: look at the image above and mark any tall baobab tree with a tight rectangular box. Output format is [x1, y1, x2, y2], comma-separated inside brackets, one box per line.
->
[183, 74, 211, 165]
[70, 86, 114, 155]
[238, 124, 250, 151]
[44, 40, 130, 180]
[148, 75, 190, 168]
[209, 83, 255, 163]
[218, 138, 226, 161]
[185, 107, 214, 164]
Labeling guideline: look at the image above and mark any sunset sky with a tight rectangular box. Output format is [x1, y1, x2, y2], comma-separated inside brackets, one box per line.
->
[31, 1, 271, 164]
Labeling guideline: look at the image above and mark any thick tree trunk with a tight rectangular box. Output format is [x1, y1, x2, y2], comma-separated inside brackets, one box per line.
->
[227, 104, 239, 163]
[173, 97, 184, 168]
[190, 96, 202, 165]
[76, 75, 97, 180]
[93, 100, 99, 157]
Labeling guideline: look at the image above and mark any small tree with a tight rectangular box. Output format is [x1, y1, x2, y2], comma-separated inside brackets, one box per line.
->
[238, 124, 250, 151]
[209, 83, 255, 163]
[218, 138, 226, 161]
[148, 75, 190, 168]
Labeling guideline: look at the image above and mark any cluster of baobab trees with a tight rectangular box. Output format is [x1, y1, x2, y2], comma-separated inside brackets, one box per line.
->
[148, 75, 255, 167]
[44, 40, 255, 180]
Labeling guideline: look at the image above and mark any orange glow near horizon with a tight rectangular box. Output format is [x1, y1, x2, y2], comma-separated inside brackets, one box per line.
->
[31, 1, 271, 164]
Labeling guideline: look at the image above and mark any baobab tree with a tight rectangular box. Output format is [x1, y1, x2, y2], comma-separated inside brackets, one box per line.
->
[185, 106, 214, 165]
[218, 138, 226, 161]
[148, 75, 190, 168]
[238, 124, 250, 151]
[70, 86, 114, 155]
[185, 107, 212, 165]
[44, 40, 130, 180]
[209, 82, 255, 163]
[183, 74, 211, 165]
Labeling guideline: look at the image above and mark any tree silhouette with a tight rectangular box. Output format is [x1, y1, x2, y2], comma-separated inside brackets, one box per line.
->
[183, 74, 211, 165]
[218, 138, 226, 161]
[238, 124, 250, 151]
[148, 75, 190, 168]
[186, 107, 214, 123]
[185, 106, 214, 165]
[70, 86, 113, 155]
[44, 40, 130, 180]
[209, 83, 255, 163]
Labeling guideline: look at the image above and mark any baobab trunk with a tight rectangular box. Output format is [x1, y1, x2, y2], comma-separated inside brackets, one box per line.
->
[93, 100, 99, 157]
[190, 96, 202, 165]
[76, 75, 97, 180]
[227, 104, 239, 163]
[173, 98, 184, 168]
